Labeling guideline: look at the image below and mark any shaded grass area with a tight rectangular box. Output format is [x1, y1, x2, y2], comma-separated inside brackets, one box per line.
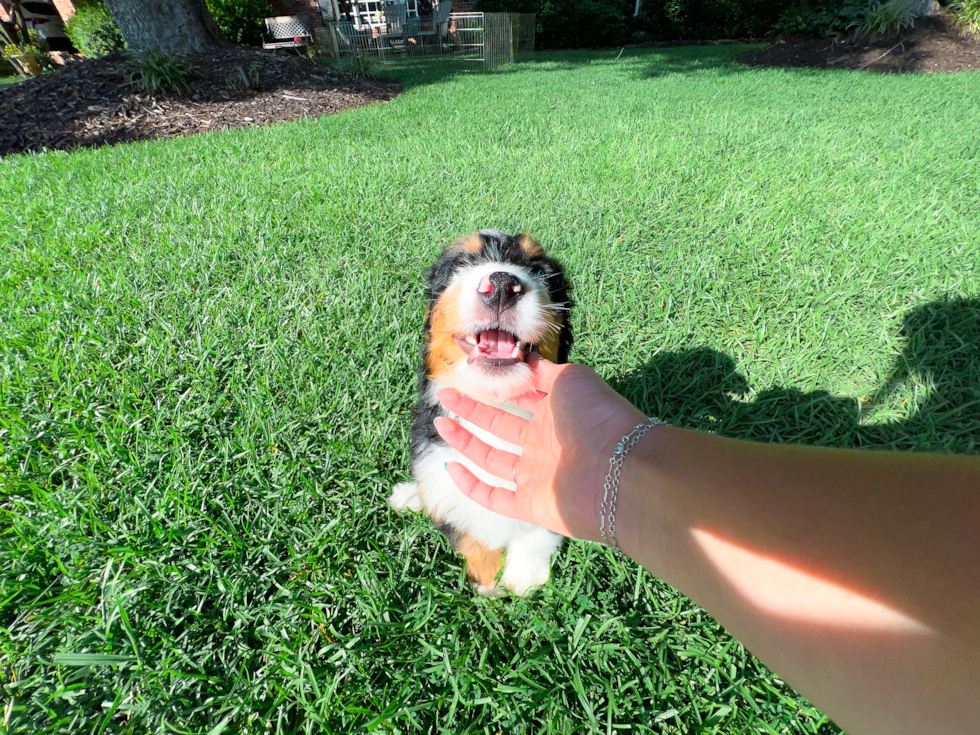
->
[1, 45, 978, 734]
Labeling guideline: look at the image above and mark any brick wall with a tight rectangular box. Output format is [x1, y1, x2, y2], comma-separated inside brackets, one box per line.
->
[52, 0, 77, 19]
[1, 1, 76, 30]
[4, 0, 79, 22]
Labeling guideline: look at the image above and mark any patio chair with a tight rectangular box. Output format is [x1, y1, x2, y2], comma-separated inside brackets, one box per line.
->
[415, 1, 451, 48]
[434, 0, 452, 37]
[262, 16, 312, 50]
[380, 3, 408, 48]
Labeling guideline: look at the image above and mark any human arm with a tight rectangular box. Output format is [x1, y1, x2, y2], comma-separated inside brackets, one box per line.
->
[434, 355, 980, 735]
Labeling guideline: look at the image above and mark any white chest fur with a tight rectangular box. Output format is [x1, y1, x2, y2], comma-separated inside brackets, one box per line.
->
[414, 398, 536, 549]
[389, 391, 562, 596]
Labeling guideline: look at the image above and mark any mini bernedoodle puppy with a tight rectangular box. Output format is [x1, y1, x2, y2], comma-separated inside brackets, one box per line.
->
[389, 229, 573, 596]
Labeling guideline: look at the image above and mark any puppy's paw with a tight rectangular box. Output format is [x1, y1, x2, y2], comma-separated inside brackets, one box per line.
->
[501, 556, 551, 597]
[473, 581, 508, 599]
[388, 481, 423, 512]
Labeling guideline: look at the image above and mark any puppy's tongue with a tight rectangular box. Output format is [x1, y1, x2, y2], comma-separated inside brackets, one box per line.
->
[478, 329, 517, 358]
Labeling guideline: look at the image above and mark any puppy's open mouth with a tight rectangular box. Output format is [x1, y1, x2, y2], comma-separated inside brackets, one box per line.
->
[454, 329, 536, 368]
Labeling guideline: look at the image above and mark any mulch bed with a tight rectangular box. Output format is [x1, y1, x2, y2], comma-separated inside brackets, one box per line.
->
[0, 46, 400, 157]
[736, 12, 980, 73]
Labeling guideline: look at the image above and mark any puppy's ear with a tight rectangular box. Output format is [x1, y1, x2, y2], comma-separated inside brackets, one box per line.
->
[425, 255, 458, 301]
[542, 257, 574, 364]
[426, 234, 482, 300]
[557, 317, 574, 364]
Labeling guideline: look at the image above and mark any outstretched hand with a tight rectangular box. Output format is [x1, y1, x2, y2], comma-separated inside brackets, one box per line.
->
[434, 354, 646, 542]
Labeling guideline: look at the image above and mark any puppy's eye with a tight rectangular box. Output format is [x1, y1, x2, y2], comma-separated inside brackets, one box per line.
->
[529, 266, 544, 278]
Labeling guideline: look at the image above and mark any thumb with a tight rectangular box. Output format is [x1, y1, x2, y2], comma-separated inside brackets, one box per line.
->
[526, 352, 567, 392]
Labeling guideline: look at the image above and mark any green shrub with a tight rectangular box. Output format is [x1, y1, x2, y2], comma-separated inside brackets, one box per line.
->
[861, 0, 915, 33]
[128, 51, 191, 96]
[773, 0, 919, 38]
[205, 0, 275, 46]
[474, 0, 784, 50]
[772, 0, 869, 38]
[952, 0, 980, 35]
[64, 0, 126, 57]
[2, 30, 51, 76]
[342, 52, 374, 79]
[808, 0, 870, 36]
[637, 0, 784, 41]
[474, 0, 633, 49]
[770, 3, 821, 35]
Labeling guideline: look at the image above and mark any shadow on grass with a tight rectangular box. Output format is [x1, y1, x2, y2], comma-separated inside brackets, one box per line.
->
[381, 44, 761, 89]
[610, 296, 980, 453]
[525, 45, 758, 79]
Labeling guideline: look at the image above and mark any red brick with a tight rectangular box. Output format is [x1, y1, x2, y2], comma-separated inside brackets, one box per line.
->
[52, 0, 77, 20]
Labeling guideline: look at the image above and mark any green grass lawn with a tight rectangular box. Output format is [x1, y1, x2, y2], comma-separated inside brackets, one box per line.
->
[2, 45, 979, 734]
[0, 75, 23, 89]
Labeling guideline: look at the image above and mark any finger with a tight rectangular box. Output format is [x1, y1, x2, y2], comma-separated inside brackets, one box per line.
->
[446, 462, 519, 519]
[437, 389, 529, 446]
[511, 389, 547, 412]
[526, 353, 567, 392]
[434, 417, 520, 480]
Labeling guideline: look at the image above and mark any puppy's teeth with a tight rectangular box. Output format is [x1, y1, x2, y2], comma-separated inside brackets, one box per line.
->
[466, 336, 477, 345]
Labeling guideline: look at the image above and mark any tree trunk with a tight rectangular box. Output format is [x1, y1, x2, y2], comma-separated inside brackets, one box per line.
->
[102, 0, 228, 54]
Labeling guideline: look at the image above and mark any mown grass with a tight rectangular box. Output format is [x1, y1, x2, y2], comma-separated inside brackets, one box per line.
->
[1, 46, 978, 734]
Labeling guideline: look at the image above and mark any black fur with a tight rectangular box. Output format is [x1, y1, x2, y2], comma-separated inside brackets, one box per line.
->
[409, 231, 575, 467]
[435, 520, 463, 551]
[409, 396, 447, 460]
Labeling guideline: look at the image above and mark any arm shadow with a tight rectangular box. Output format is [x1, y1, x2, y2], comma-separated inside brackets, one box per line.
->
[608, 297, 980, 454]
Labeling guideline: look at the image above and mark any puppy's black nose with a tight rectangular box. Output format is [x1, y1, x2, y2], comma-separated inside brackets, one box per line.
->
[479, 271, 524, 312]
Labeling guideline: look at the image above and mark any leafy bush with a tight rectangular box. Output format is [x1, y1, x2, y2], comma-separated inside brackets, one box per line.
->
[952, 0, 980, 35]
[475, 0, 784, 50]
[773, 0, 920, 38]
[128, 51, 191, 96]
[637, 0, 784, 41]
[342, 52, 375, 79]
[64, 0, 126, 57]
[772, 0, 863, 37]
[808, 0, 870, 36]
[205, 0, 275, 46]
[770, 3, 821, 35]
[861, 0, 915, 33]
[2, 30, 51, 76]
[475, 0, 634, 49]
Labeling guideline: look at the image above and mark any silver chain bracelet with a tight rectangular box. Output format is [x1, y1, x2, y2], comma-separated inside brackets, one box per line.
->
[599, 417, 666, 550]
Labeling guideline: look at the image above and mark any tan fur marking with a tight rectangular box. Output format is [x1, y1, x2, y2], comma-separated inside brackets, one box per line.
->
[518, 234, 544, 257]
[449, 233, 483, 254]
[426, 282, 467, 380]
[457, 533, 504, 588]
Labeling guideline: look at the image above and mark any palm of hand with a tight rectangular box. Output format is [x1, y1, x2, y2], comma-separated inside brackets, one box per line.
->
[436, 359, 644, 542]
